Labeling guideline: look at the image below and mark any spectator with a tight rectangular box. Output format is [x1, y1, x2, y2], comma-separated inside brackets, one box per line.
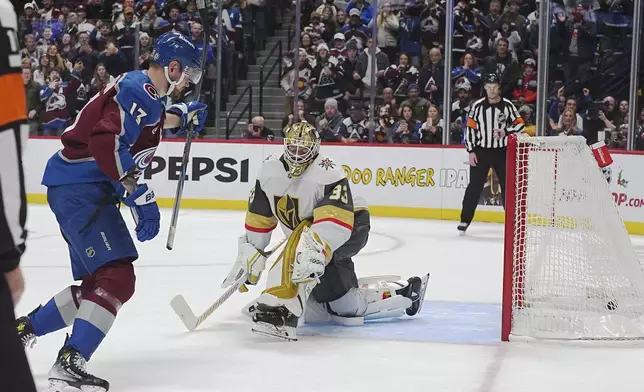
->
[607, 124, 628, 149]
[23, 67, 42, 135]
[75, 5, 95, 34]
[392, 104, 421, 143]
[33, 54, 52, 85]
[154, 5, 186, 36]
[138, 32, 154, 68]
[39, 69, 70, 136]
[419, 104, 443, 144]
[75, 31, 99, 82]
[310, 42, 344, 105]
[513, 58, 537, 105]
[309, 11, 332, 43]
[495, 0, 526, 36]
[341, 41, 361, 100]
[342, 8, 370, 50]
[370, 2, 399, 64]
[345, 0, 374, 25]
[356, 37, 390, 94]
[450, 77, 472, 144]
[398, 4, 422, 68]
[385, 52, 419, 100]
[335, 10, 348, 31]
[281, 49, 314, 114]
[316, 0, 340, 23]
[519, 105, 536, 136]
[247, 116, 275, 140]
[378, 86, 399, 118]
[490, 21, 521, 61]
[301, 33, 315, 56]
[374, 101, 395, 143]
[181, 0, 200, 22]
[45, 44, 65, 73]
[399, 83, 430, 122]
[58, 33, 74, 60]
[19, 3, 37, 37]
[316, 98, 345, 141]
[554, 4, 596, 94]
[21, 34, 44, 69]
[616, 100, 629, 128]
[90, 63, 115, 96]
[417, 48, 442, 104]
[113, 7, 139, 67]
[553, 108, 582, 136]
[419, 0, 445, 67]
[90, 21, 113, 53]
[98, 41, 128, 77]
[141, 4, 163, 34]
[483, 37, 520, 99]
[340, 104, 369, 142]
[329, 33, 347, 58]
[37, 27, 57, 54]
[452, 52, 481, 96]
[282, 100, 316, 133]
[486, 0, 503, 27]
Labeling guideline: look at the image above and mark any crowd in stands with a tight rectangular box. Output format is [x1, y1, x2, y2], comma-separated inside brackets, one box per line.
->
[278, 0, 644, 149]
[16, 0, 644, 149]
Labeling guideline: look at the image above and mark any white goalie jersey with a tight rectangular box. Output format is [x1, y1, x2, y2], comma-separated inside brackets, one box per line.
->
[244, 154, 366, 252]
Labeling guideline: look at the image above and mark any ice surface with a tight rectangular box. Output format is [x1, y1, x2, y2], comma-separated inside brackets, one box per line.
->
[18, 206, 644, 392]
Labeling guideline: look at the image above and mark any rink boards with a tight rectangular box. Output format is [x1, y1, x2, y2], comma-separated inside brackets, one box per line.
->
[23, 138, 644, 235]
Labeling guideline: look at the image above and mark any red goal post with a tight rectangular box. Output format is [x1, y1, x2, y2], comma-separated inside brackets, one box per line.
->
[501, 134, 644, 342]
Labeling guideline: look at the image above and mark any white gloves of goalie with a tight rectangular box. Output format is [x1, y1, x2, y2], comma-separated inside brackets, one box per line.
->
[221, 235, 267, 288]
[291, 227, 328, 284]
[221, 228, 330, 289]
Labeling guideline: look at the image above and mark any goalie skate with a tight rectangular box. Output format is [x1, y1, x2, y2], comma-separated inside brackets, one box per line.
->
[250, 303, 299, 342]
[399, 273, 430, 316]
[48, 345, 109, 392]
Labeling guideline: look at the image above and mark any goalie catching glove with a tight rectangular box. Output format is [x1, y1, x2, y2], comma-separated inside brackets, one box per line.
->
[222, 235, 268, 288]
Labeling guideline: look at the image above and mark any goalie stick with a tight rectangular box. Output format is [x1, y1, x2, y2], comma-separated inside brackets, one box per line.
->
[170, 238, 287, 331]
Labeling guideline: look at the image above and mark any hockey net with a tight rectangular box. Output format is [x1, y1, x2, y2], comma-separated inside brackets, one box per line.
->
[502, 134, 644, 341]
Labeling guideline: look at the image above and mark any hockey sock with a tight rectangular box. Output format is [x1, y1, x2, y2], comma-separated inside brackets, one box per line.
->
[29, 286, 82, 336]
[66, 261, 135, 360]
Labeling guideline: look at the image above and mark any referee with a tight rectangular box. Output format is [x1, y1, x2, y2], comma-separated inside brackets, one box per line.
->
[0, 1, 37, 391]
[458, 73, 525, 235]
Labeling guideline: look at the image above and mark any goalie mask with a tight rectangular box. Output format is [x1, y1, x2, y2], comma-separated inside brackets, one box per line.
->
[283, 121, 321, 178]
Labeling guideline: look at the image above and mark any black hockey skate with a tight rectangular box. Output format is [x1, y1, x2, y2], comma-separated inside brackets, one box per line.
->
[16, 315, 37, 349]
[457, 222, 470, 236]
[250, 303, 299, 342]
[48, 345, 109, 392]
[395, 273, 430, 316]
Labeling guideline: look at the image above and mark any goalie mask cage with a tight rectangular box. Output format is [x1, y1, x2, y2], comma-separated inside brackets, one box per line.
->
[501, 134, 644, 342]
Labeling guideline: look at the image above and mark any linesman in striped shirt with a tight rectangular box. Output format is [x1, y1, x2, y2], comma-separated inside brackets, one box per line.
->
[0, 1, 37, 390]
[458, 73, 525, 235]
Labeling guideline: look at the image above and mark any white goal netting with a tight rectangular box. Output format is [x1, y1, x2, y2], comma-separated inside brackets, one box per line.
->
[506, 135, 644, 341]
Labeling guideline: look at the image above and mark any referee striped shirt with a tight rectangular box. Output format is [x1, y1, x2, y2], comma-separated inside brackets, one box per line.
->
[464, 97, 525, 152]
[0, 0, 29, 274]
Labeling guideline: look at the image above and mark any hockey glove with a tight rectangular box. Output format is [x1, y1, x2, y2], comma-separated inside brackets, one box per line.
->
[167, 101, 208, 134]
[123, 184, 160, 242]
[291, 227, 330, 284]
[221, 235, 267, 289]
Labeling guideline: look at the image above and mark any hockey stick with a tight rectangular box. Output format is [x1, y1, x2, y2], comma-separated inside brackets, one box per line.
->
[170, 238, 287, 331]
[166, 0, 212, 251]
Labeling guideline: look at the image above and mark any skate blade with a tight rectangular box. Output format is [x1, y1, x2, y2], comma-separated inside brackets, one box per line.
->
[251, 321, 298, 342]
[414, 273, 431, 315]
[458, 229, 467, 236]
[49, 378, 108, 392]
